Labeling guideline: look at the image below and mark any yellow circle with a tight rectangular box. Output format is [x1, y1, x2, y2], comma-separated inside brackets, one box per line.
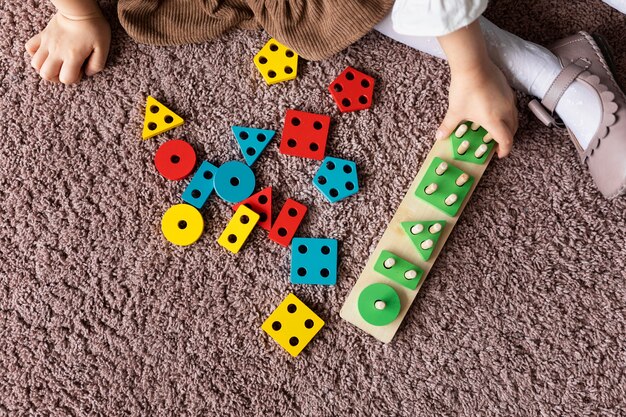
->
[161, 204, 204, 246]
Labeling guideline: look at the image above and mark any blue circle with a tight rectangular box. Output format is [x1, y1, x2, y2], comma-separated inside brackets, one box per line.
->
[213, 161, 256, 203]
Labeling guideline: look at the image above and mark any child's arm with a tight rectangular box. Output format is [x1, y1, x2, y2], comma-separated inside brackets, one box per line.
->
[436, 20, 518, 158]
[25, 0, 111, 84]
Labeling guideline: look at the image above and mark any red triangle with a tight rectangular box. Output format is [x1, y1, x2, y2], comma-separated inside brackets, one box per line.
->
[232, 187, 273, 230]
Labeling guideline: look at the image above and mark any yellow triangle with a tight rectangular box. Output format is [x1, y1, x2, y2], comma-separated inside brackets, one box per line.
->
[142, 96, 184, 140]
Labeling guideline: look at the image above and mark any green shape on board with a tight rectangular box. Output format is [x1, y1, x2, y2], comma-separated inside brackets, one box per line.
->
[450, 121, 495, 165]
[401, 220, 446, 261]
[415, 157, 474, 217]
[358, 283, 401, 326]
[373, 250, 423, 290]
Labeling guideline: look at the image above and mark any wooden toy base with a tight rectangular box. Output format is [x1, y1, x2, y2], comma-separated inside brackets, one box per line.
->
[339, 134, 494, 343]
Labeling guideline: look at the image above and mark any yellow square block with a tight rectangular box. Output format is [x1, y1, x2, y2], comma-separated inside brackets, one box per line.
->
[261, 293, 324, 357]
[254, 38, 299, 85]
[142, 96, 184, 140]
[217, 205, 260, 253]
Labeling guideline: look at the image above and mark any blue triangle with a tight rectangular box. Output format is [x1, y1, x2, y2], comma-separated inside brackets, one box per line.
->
[231, 126, 276, 166]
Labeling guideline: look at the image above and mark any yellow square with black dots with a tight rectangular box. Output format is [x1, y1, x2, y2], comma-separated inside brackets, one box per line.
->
[261, 293, 324, 357]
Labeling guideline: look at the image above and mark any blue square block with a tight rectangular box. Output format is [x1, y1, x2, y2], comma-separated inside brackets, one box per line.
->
[181, 161, 218, 209]
[290, 238, 338, 285]
[313, 156, 358, 203]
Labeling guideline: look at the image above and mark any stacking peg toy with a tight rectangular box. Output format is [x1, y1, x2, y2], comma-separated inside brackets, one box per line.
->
[142, 96, 184, 140]
[261, 293, 325, 357]
[231, 125, 276, 166]
[290, 238, 338, 285]
[328, 67, 375, 113]
[161, 203, 204, 246]
[279, 109, 331, 160]
[269, 199, 307, 246]
[213, 161, 256, 204]
[313, 156, 359, 203]
[450, 121, 495, 164]
[254, 38, 299, 85]
[182, 161, 218, 209]
[218, 205, 260, 254]
[341, 122, 495, 343]
[154, 139, 197, 181]
[232, 186, 273, 230]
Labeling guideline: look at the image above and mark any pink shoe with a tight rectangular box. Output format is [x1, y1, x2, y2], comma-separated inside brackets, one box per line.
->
[529, 32, 626, 199]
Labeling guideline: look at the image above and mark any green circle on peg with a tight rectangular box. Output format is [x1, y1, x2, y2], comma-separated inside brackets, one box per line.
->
[358, 283, 401, 326]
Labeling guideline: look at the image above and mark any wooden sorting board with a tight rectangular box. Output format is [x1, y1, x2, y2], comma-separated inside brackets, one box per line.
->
[340, 134, 494, 343]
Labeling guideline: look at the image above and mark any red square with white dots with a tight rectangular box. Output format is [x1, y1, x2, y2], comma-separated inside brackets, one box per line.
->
[328, 67, 375, 113]
[279, 109, 330, 160]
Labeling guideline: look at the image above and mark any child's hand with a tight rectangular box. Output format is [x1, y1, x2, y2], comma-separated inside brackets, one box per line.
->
[25, 11, 111, 85]
[436, 60, 518, 158]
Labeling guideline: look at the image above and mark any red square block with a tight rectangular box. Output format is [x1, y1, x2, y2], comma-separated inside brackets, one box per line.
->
[268, 198, 307, 246]
[279, 109, 330, 160]
[233, 186, 273, 231]
[328, 67, 375, 113]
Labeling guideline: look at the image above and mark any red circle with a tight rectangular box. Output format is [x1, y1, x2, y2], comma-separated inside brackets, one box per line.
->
[154, 140, 196, 181]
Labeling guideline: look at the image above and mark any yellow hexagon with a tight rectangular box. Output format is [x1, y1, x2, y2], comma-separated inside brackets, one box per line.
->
[254, 38, 299, 85]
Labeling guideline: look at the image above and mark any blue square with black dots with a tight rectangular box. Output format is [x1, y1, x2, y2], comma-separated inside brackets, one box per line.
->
[290, 238, 338, 285]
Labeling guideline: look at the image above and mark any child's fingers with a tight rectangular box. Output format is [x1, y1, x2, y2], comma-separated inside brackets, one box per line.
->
[483, 120, 514, 158]
[85, 46, 109, 76]
[25, 34, 41, 57]
[31, 48, 48, 72]
[436, 112, 461, 140]
[59, 58, 84, 85]
[39, 57, 62, 82]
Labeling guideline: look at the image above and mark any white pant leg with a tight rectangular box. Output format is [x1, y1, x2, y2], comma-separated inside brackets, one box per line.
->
[604, 0, 626, 13]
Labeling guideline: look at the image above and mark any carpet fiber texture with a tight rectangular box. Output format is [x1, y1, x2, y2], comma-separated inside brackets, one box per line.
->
[1, 1, 625, 415]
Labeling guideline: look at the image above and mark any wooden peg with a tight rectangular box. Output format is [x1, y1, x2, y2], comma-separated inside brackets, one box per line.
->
[425, 183, 438, 195]
[420, 239, 433, 250]
[444, 194, 458, 206]
[429, 223, 442, 234]
[455, 124, 468, 138]
[410, 224, 424, 235]
[475, 144, 488, 158]
[457, 140, 470, 155]
[455, 173, 469, 187]
[435, 161, 448, 175]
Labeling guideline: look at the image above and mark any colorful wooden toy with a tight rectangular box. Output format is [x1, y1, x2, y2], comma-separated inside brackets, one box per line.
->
[279, 109, 330, 160]
[154, 139, 197, 181]
[161, 203, 204, 246]
[181, 161, 218, 209]
[253, 38, 299, 85]
[313, 156, 359, 203]
[357, 283, 401, 326]
[401, 220, 446, 261]
[231, 125, 276, 166]
[217, 205, 260, 254]
[261, 293, 324, 357]
[450, 122, 495, 165]
[268, 199, 307, 246]
[232, 186, 273, 230]
[290, 238, 338, 285]
[373, 250, 423, 290]
[142, 96, 184, 140]
[213, 161, 256, 204]
[415, 157, 474, 217]
[328, 67, 375, 113]
[340, 122, 495, 343]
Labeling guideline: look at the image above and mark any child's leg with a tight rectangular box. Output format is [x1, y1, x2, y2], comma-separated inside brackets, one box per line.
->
[604, 0, 626, 13]
[374, 15, 603, 150]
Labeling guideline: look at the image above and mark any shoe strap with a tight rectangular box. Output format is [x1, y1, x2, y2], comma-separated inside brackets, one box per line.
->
[528, 58, 591, 127]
